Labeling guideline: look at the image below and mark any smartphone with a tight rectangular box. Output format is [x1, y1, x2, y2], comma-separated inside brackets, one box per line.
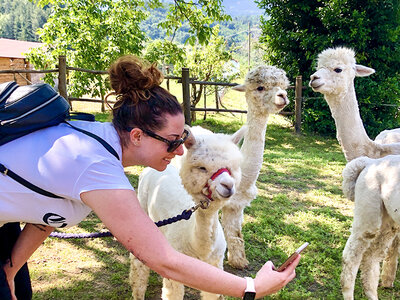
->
[276, 242, 309, 272]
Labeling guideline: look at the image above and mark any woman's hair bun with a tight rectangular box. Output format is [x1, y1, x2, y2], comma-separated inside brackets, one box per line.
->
[108, 55, 163, 97]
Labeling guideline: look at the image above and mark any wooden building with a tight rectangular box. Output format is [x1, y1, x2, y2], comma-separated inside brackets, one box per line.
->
[0, 38, 43, 85]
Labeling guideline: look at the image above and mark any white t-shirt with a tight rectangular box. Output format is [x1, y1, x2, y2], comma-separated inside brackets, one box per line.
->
[0, 121, 134, 228]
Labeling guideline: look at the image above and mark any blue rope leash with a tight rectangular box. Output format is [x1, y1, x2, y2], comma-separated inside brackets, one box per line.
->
[49, 206, 198, 239]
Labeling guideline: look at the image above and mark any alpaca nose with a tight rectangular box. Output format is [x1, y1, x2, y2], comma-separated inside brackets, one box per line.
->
[217, 183, 235, 198]
[309, 74, 321, 88]
[310, 74, 319, 82]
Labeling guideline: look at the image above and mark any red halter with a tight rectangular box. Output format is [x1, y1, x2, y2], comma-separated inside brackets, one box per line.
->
[205, 168, 231, 200]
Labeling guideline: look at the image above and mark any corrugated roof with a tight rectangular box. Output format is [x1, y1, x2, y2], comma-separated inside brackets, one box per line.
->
[0, 38, 43, 59]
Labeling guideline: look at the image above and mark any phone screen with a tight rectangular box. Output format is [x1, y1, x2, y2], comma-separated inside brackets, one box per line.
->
[276, 242, 309, 272]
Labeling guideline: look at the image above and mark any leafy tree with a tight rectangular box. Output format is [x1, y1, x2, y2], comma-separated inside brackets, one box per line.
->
[173, 26, 238, 121]
[258, 0, 400, 137]
[24, 0, 232, 103]
[155, 0, 231, 45]
[27, 0, 148, 102]
[143, 39, 186, 68]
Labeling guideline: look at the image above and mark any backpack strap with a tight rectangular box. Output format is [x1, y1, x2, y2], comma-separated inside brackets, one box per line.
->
[0, 163, 63, 199]
[64, 121, 120, 161]
[0, 121, 120, 199]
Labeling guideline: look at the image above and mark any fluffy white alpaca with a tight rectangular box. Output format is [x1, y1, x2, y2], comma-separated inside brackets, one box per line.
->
[129, 126, 245, 300]
[309, 46, 400, 287]
[221, 65, 290, 269]
[309, 46, 400, 161]
[341, 155, 400, 300]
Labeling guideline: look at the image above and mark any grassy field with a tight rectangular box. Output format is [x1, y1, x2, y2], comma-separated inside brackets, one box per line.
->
[27, 86, 400, 299]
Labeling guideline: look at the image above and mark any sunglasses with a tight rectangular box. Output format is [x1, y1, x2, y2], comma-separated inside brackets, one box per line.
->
[127, 127, 190, 152]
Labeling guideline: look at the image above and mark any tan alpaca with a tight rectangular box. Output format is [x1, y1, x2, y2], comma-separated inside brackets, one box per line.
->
[129, 126, 245, 300]
[221, 65, 290, 269]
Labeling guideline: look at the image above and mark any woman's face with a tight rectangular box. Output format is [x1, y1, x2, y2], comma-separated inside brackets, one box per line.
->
[139, 113, 186, 171]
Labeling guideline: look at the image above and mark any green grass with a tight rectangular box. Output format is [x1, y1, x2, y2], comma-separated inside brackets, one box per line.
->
[29, 105, 400, 299]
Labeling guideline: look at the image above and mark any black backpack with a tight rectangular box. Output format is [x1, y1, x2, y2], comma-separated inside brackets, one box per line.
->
[0, 81, 119, 198]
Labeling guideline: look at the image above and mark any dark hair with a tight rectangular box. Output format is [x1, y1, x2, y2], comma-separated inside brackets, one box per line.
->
[106, 55, 183, 145]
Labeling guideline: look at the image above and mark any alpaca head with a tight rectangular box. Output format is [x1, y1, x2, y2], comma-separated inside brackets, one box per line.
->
[177, 125, 245, 209]
[233, 65, 290, 114]
[309, 46, 375, 97]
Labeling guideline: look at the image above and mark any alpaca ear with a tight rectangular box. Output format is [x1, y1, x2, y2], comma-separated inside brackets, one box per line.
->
[232, 84, 246, 92]
[184, 125, 196, 149]
[231, 125, 247, 145]
[355, 65, 375, 77]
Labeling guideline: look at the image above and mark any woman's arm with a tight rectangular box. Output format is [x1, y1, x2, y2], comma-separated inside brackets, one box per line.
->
[3, 224, 54, 299]
[81, 189, 299, 298]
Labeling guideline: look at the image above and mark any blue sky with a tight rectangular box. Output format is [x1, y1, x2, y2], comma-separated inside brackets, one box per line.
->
[222, 0, 263, 16]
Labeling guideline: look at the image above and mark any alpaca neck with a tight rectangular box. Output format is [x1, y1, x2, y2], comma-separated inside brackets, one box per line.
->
[325, 85, 376, 161]
[239, 106, 269, 190]
[189, 205, 221, 259]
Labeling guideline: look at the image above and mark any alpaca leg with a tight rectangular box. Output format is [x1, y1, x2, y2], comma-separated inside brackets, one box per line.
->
[359, 253, 380, 300]
[221, 204, 249, 269]
[129, 254, 151, 300]
[380, 234, 400, 287]
[162, 278, 184, 300]
[341, 234, 372, 300]
[359, 222, 397, 300]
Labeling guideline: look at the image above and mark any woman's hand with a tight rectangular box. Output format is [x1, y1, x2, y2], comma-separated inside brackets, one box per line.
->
[254, 255, 300, 298]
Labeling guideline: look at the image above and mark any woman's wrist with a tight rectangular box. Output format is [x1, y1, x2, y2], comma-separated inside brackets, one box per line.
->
[243, 276, 256, 299]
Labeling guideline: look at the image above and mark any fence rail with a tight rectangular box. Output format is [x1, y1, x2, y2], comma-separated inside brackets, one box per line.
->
[0, 55, 304, 133]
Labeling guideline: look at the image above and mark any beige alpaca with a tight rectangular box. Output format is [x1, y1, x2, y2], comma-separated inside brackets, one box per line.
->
[309, 46, 400, 291]
[129, 126, 245, 300]
[221, 65, 290, 269]
[341, 155, 400, 300]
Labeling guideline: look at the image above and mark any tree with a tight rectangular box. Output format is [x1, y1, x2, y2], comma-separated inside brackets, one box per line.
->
[26, 0, 231, 103]
[173, 26, 238, 121]
[0, 0, 50, 41]
[27, 0, 148, 102]
[258, 0, 400, 137]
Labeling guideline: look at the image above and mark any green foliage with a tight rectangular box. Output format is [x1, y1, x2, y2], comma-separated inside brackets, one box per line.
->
[158, 0, 232, 46]
[143, 39, 185, 67]
[172, 26, 238, 120]
[26, 0, 148, 99]
[258, 0, 400, 137]
[0, 0, 50, 41]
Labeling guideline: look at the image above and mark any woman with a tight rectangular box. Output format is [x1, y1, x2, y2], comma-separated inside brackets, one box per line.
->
[0, 55, 300, 299]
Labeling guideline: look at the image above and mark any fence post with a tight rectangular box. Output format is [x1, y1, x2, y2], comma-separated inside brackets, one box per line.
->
[58, 55, 70, 108]
[166, 66, 170, 91]
[294, 75, 302, 134]
[181, 68, 191, 125]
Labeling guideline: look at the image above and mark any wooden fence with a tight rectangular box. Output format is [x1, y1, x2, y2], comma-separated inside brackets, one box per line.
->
[0, 56, 304, 133]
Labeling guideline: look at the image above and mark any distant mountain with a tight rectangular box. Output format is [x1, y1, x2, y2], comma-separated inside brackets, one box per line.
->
[222, 0, 263, 16]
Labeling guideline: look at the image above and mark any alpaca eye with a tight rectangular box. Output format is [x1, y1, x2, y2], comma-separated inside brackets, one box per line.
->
[256, 86, 264, 91]
[334, 68, 342, 73]
[198, 166, 207, 172]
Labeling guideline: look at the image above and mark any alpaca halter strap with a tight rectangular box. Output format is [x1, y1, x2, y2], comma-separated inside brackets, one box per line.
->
[48, 168, 232, 240]
[204, 168, 231, 201]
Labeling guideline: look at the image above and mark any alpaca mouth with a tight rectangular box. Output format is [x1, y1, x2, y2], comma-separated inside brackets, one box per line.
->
[310, 82, 324, 90]
[276, 104, 287, 110]
[216, 186, 235, 199]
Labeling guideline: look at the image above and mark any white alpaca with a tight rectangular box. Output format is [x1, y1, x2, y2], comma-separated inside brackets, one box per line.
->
[309, 46, 400, 287]
[221, 65, 290, 269]
[341, 155, 400, 300]
[309, 46, 400, 162]
[129, 126, 245, 300]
